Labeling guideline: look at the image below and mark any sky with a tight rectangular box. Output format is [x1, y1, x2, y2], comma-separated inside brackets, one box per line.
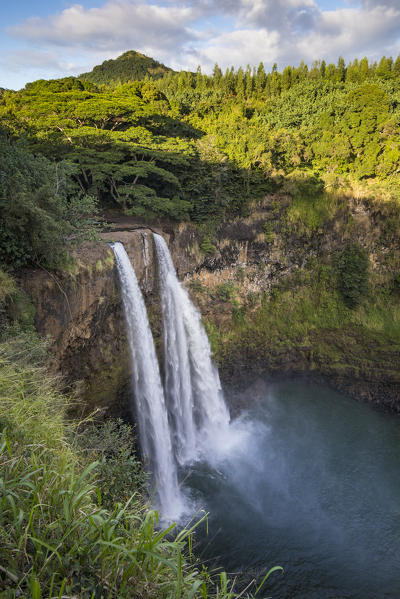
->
[1, 0, 399, 89]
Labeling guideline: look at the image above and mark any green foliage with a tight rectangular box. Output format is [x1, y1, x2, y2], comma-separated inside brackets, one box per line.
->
[202, 318, 221, 358]
[215, 281, 236, 302]
[263, 222, 275, 243]
[232, 301, 246, 323]
[285, 190, 339, 236]
[80, 51, 173, 85]
[0, 270, 17, 335]
[190, 280, 206, 294]
[25, 76, 96, 94]
[235, 266, 246, 281]
[0, 134, 98, 269]
[209, 261, 400, 377]
[1, 51, 400, 254]
[391, 273, 400, 296]
[0, 331, 275, 599]
[75, 419, 146, 510]
[335, 244, 370, 308]
[0, 270, 16, 303]
[200, 237, 217, 254]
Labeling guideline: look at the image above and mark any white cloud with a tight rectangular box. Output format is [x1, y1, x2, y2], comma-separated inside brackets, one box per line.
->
[196, 28, 280, 71]
[0, 50, 71, 73]
[310, 5, 399, 59]
[2, 0, 400, 88]
[362, 0, 400, 8]
[10, 1, 196, 52]
[230, 0, 319, 31]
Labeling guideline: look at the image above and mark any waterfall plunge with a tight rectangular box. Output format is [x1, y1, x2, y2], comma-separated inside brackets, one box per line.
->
[112, 241, 185, 520]
[113, 236, 231, 520]
[153, 233, 230, 463]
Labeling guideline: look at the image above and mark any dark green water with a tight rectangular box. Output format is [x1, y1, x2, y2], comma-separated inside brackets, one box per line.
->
[183, 382, 400, 598]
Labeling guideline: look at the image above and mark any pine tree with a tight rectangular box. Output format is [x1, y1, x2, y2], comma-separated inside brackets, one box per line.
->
[282, 66, 292, 90]
[270, 63, 281, 96]
[255, 62, 266, 94]
[325, 63, 337, 81]
[393, 55, 400, 77]
[377, 56, 393, 79]
[213, 63, 223, 84]
[236, 67, 245, 99]
[360, 57, 369, 81]
[337, 57, 346, 82]
[245, 64, 254, 96]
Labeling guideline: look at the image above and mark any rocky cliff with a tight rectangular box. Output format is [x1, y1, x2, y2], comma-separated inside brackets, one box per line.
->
[22, 230, 159, 416]
[21, 194, 400, 415]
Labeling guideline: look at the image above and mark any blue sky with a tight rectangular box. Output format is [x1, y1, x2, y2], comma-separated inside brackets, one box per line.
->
[1, 0, 399, 89]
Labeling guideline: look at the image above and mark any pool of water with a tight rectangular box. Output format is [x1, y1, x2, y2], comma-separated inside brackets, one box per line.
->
[182, 381, 400, 598]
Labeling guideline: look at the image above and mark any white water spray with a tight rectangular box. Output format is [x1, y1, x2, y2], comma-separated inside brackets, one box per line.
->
[153, 233, 230, 460]
[112, 241, 185, 519]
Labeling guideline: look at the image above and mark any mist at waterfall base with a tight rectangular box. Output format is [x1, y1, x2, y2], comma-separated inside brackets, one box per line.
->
[113, 238, 400, 597]
[183, 381, 400, 598]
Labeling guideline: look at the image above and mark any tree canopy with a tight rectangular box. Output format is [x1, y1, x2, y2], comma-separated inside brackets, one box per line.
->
[1, 52, 399, 265]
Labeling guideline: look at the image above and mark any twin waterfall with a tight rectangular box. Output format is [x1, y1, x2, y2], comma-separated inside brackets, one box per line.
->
[112, 235, 230, 520]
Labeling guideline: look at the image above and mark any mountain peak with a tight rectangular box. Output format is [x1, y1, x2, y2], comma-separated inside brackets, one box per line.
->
[79, 51, 173, 85]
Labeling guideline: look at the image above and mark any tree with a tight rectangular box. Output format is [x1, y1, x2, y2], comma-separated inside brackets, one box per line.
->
[336, 244, 369, 308]
[282, 66, 293, 91]
[393, 55, 400, 77]
[235, 67, 245, 99]
[244, 64, 254, 96]
[213, 63, 223, 84]
[377, 56, 393, 79]
[0, 133, 97, 269]
[360, 57, 369, 81]
[337, 57, 346, 82]
[255, 62, 266, 94]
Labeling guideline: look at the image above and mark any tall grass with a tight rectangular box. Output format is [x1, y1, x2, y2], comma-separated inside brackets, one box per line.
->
[0, 333, 278, 598]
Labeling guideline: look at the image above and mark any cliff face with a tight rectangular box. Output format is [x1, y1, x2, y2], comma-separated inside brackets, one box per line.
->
[22, 196, 400, 415]
[22, 229, 158, 416]
[164, 197, 400, 412]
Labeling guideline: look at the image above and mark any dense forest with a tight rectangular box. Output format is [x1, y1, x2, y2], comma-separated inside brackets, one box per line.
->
[80, 50, 174, 84]
[1, 52, 400, 269]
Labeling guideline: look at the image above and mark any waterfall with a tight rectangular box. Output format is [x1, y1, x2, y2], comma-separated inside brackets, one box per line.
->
[112, 241, 185, 520]
[112, 236, 231, 520]
[153, 233, 230, 461]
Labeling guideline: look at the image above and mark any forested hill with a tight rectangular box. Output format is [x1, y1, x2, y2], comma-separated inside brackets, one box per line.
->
[0, 54, 400, 271]
[79, 50, 173, 85]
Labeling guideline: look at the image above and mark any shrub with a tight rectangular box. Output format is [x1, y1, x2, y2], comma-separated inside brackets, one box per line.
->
[75, 418, 146, 509]
[391, 273, 400, 296]
[235, 266, 246, 281]
[335, 243, 370, 308]
[190, 279, 206, 294]
[263, 222, 275, 243]
[0, 270, 16, 302]
[200, 237, 217, 254]
[232, 302, 246, 323]
[215, 281, 236, 302]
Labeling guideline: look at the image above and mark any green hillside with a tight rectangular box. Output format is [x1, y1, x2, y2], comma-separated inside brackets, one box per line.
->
[79, 50, 173, 85]
[1, 54, 400, 270]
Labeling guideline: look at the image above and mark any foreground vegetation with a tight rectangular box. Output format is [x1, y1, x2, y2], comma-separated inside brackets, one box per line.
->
[0, 314, 281, 598]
